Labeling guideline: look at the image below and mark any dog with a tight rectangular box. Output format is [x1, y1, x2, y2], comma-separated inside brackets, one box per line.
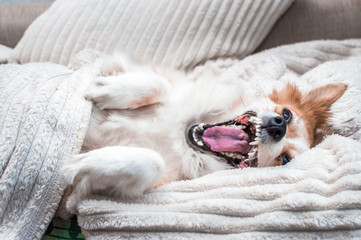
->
[61, 54, 347, 214]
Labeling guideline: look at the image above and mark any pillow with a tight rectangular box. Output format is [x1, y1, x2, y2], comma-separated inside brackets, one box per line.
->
[11, 0, 294, 70]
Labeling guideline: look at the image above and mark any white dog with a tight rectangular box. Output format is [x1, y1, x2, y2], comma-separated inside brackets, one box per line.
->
[61, 54, 346, 214]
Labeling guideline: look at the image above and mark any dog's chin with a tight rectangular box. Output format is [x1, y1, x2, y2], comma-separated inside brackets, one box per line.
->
[186, 111, 262, 168]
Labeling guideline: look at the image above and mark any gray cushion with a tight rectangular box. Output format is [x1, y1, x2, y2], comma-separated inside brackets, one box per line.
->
[257, 0, 361, 52]
[0, 3, 51, 48]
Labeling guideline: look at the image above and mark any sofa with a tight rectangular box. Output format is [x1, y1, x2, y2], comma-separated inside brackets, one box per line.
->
[1, 0, 361, 239]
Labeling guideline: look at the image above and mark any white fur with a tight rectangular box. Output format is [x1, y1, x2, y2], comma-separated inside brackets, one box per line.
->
[62, 146, 164, 213]
[61, 54, 345, 214]
[61, 55, 252, 213]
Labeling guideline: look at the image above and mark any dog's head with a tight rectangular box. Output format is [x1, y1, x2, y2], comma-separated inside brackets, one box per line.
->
[187, 83, 347, 168]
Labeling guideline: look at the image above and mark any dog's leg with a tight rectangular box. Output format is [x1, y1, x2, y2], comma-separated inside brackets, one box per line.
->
[61, 146, 165, 214]
[85, 69, 171, 110]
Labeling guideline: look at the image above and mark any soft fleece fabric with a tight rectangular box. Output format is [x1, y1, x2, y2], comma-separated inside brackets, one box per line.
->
[74, 39, 361, 239]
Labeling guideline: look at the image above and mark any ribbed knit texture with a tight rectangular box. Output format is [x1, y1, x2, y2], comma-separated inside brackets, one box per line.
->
[11, 0, 294, 70]
[0, 63, 91, 240]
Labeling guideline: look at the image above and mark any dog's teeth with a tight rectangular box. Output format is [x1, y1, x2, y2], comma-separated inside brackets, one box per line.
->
[193, 131, 200, 142]
[220, 151, 249, 161]
[248, 146, 258, 158]
[249, 117, 257, 123]
[255, 137, 261, 142]
[256, 132, 261, 137]
[223, 152, 230, 157]
[197, 140, 204, 146]
[221, 151, 246, 160]
[227, 152, 235, 158]
[198, 123, 204, 130]
[250, 141, 258, 146]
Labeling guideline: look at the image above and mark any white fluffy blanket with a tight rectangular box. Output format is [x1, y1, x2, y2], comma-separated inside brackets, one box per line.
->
[0, 63, 91, 239]
[75, 39, 361, 239]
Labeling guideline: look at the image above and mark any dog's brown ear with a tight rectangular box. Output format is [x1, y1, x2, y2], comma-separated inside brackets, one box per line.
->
[306, 83, 347, 108]
[302, 83, 347, 146]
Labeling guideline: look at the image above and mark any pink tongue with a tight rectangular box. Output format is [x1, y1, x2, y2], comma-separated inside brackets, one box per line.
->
[202, 126, 250, 153]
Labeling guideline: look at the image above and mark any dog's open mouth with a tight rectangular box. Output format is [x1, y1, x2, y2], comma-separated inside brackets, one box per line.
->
[187, 112, 262, 168]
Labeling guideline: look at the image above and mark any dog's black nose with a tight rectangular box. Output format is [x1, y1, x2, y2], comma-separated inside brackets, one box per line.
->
[263, 116, 286, 141]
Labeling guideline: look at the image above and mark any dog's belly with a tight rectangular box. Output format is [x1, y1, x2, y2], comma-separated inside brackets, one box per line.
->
[82, 107, 186, 181]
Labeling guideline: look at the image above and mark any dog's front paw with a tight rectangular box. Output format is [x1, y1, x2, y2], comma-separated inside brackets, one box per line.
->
[85, 77, 119, 110]
[85, 72, 170, 110]
[85, 75, 143, 110]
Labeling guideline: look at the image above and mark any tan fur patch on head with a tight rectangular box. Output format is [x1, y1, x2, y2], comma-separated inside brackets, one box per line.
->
[269, 84, 303, 108]
[269, 83, 347, 147]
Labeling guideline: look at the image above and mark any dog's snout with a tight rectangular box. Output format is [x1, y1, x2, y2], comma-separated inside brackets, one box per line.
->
[263, 116, 286, 142]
